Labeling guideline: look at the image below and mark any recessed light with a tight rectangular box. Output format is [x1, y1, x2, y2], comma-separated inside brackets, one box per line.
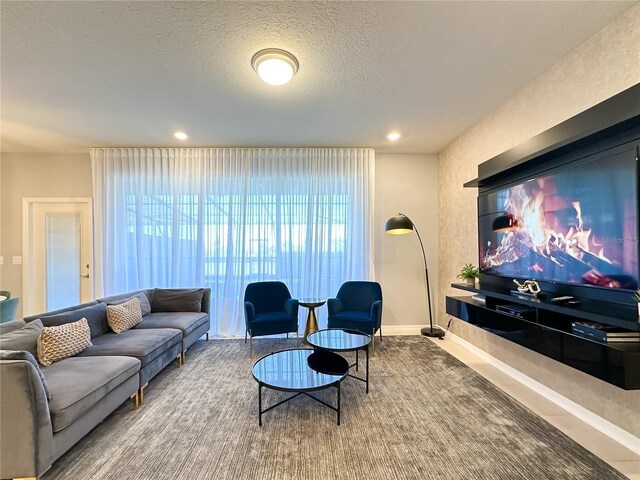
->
[252, 48, 299, 86]
[174, 131, 188, 140]
[387, 132, 401, 141]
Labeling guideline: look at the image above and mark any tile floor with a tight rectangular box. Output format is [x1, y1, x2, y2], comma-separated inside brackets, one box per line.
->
[428, 337, 640, 480]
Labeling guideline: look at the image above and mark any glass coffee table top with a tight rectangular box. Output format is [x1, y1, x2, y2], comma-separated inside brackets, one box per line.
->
[252, 348, 348, 392]
[306, 328, 371, 351]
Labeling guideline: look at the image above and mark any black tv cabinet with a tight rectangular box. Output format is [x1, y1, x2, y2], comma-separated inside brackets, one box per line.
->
[446, 283, 640, 390]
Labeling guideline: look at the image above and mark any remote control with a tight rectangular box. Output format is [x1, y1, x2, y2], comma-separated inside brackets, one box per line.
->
[551, 296, 574, 302]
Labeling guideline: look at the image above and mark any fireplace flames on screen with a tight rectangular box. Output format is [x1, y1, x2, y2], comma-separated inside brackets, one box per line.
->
[482, 181, 621, 288]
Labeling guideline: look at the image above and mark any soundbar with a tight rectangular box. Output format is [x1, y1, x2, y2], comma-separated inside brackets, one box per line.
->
[496, 304, 535, 319]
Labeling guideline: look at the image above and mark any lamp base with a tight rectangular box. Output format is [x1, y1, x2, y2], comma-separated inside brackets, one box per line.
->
[421, 326, 445, 338]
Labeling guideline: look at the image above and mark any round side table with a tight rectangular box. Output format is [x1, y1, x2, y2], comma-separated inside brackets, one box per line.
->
[299, 298, 326, 343]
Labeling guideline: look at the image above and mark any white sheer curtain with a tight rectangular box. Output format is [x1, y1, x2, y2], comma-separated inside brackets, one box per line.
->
[91, 147, 375, 336]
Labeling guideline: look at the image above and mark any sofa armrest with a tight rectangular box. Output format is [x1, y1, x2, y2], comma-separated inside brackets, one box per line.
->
[284, 298, 299, 318]
[0, 359, 53, 479]
[201, 288, 212, 314]
[327, 298, 344, 316]
[371, 300, 383, 328]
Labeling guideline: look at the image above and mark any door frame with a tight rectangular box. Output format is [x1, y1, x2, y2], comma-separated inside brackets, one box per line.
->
[22, 197, 94, 316]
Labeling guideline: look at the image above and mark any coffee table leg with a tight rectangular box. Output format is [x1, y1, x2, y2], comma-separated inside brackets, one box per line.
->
[355, 350, 359, 371]
[337, 382, 341, 426]
[365, 345, 369, 394]
[258, 382, 263, 426]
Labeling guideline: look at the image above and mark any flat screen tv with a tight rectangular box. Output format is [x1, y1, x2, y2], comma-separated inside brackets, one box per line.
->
[478, 148, 639, 291]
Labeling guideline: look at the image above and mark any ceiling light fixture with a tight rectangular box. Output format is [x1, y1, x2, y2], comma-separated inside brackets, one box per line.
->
[387, 132, 401, 141]
[251, 48, 299, 86]
[174, 131, 188, 140]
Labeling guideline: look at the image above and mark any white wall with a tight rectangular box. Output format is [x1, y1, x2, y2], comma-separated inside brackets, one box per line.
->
[437, 5, 640, 437]
[374, 153, 438, 329]
[0, 153, 93, 317]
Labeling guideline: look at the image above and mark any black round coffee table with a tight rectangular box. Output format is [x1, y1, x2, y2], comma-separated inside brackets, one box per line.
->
[306, 328, 372, 393]
[252, 348, 349, 426]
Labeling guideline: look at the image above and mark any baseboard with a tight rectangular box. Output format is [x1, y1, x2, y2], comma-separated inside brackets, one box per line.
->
[381, 325, 425, 335]
[209, 325, 425, 339]
[446, 332, 640, 456]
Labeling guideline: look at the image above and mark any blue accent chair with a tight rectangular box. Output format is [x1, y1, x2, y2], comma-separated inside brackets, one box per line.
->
[0, 297, 20, 323]
[327, 281, 383, 348]
[244, 281, 299, 356]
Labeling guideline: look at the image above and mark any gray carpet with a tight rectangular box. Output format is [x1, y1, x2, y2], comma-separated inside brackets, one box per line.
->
[43, 336, 625, 480]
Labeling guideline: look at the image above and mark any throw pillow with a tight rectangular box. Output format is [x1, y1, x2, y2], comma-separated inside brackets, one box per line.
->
[107, 298, 143, 334]
[37, 318, 92, 366]
[151, 288, 204, 313]
[0, 319, 44, 357]
[105, 292, 151, 316]
[0, 349, 52, 400]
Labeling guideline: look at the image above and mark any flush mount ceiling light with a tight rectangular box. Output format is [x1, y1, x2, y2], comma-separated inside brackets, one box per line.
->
[174, 131, 188, 140]
[387, 131, 401, 141]
[251, 48, 299, 86]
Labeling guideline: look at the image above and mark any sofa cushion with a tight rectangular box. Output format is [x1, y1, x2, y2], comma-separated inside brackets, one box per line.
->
[0, 349, 52, 400]
[134, 312, 209, 336]
[151, 288, 204, 313]
[24, 300, 99, 322]
[43, 355, 140, 433]
[37, 318, 93, 366]
[36, 302, 109, 339]
[107, 298, 143, 333]
[0, 319, 26, 334]
[77, 328, 181, 367]
[100, 291, 152, 316]
[0, 319, 43, 356]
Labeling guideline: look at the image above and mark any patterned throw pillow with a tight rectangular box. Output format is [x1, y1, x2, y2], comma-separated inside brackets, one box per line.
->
[37, 318, 92, 366]
[107, 297, 143, 334]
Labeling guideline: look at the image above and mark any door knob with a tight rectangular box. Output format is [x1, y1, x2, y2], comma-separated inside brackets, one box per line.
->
[80, 274, 90, 278]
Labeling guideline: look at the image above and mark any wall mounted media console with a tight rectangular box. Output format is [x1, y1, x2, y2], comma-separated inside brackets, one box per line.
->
[446, 282, 639, 389]
[447, 85, 640, 390]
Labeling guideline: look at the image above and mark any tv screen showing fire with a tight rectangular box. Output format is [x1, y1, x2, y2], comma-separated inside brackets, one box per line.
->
[479, 149, 639, 291]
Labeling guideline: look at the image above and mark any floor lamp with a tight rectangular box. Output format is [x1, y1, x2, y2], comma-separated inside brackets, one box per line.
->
[385, 213, 444, 338]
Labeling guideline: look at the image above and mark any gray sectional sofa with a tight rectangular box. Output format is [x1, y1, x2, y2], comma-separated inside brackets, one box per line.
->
[0, 287, 211, 480]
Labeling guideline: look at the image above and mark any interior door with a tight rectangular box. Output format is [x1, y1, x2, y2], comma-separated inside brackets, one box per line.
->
[26, 201, 93, 314]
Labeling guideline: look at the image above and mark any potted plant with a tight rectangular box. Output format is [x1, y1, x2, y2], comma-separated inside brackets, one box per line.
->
[634, 289, 640, 318]
[457, 263, 481, 286]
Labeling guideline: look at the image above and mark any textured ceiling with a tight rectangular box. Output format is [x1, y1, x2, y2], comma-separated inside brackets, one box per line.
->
[0, 1, 635, 154]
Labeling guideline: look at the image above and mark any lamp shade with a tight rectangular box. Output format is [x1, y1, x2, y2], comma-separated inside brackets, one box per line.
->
[492, 213, 519, 233]
[385, 215, 414, 235]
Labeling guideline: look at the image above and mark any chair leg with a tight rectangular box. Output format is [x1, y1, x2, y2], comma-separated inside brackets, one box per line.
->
[206, 332, 209, 341]
[287, 332, 289, 339]
[249, 331, 253, 359]
[371, 330, 375, 354]
[379, 327, 382, 343]
[245, 330, 248, 343]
